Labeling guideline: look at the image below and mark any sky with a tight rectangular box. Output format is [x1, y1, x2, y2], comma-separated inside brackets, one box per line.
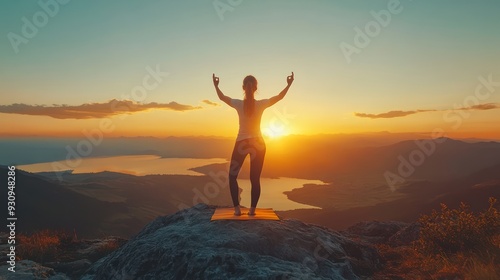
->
[1, 0, 500, 139]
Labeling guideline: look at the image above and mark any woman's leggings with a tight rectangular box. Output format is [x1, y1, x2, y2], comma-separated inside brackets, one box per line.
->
[228, 137, 266, 207]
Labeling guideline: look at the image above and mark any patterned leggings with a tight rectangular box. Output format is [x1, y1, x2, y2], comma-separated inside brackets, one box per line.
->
[228, 137, 266, 207]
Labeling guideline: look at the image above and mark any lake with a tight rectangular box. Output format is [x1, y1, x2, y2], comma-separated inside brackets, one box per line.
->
[19, 155, 227, 176]
[18, 155, 324, 211]
[237, 177, 323, 211]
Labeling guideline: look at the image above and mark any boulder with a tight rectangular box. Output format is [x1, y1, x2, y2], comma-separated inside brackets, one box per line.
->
[82, 204, 382, 279]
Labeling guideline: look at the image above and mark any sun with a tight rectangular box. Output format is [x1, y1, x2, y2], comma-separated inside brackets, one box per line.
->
[263, 126, 287, 139]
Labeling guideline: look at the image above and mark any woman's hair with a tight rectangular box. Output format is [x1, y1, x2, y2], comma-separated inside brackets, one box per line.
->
[242, 75, 257, 116]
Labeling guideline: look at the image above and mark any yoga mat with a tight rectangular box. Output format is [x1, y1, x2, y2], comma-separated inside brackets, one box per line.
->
[210, 207, 280, 221]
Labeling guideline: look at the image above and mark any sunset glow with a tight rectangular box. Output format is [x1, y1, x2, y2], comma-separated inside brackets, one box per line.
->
[0, 1, 499, 140]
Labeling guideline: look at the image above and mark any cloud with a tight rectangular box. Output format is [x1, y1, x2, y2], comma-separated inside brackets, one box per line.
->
[354, 109, 436, 119]
[0, 99, 202, 119]
[202, 99, 219, 106]
[354, 103, 500, 119]
[465, 103, 500, 110]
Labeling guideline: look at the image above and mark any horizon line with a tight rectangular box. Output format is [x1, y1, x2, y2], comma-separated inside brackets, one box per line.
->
[1, 132, 500, 141]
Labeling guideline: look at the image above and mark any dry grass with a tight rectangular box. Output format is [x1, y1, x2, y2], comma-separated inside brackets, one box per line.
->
[17, 229, 78, 263]
[463, 254, 499, 280]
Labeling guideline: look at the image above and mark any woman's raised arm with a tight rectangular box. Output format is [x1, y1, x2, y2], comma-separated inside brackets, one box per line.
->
[269, 72, 294, 106]
[213, 73, 231, 106]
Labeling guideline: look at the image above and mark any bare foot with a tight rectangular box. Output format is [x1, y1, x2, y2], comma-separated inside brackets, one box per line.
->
[234, 205, 241, 216]
[248, 207, 256, 216]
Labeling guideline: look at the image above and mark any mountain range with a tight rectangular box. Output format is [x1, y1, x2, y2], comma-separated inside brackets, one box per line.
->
[1, 136, 499, 238]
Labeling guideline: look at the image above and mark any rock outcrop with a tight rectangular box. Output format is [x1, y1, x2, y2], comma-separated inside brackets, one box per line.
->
[0, 233, 126, 280]
[343, 220, 421, 247]
[0, 260, 70, 280]
[82, 204, 381, 279]
[343, 221, 409, 244]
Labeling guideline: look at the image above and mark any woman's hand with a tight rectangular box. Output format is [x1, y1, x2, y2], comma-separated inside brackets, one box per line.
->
[213, 73, 220, 87]
[287, 72, 294, 86]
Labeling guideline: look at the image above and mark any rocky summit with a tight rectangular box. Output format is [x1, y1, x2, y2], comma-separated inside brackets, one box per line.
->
[82, 204, 381, 280]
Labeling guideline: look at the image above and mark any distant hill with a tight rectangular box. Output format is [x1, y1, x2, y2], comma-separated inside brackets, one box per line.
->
[362, 137, 500, 182]
[0, 166, 233, 238]
[0, 166, 128, 238]
[263, 137, 500, 183]
[279, 162, 500, 229]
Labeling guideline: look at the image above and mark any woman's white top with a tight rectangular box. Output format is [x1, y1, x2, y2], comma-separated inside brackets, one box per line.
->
[229, 98, 270, 141]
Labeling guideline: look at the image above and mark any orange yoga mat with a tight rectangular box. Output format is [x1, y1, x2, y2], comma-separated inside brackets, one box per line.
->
[210, 207, 280, 221]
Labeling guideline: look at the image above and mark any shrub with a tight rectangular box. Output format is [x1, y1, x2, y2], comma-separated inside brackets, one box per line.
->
[374, 198, 500, 279]
[417, 197, 500, 256]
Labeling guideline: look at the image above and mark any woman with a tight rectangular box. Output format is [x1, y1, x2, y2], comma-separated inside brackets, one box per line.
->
[212, 72, 294, 215]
